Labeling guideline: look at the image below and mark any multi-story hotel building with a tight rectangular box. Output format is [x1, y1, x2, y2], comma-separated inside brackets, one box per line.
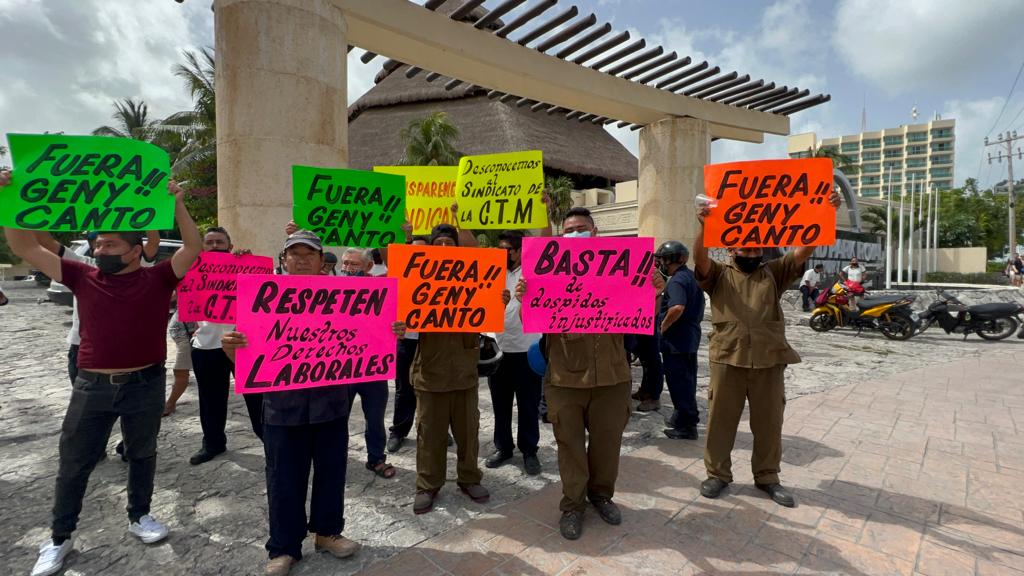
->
[787, 118, 955, 198]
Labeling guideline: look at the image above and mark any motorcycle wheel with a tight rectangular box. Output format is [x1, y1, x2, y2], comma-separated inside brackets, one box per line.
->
[976, 317, 1019, 341]
[879, 313, 915, 341]
[809, 311, 836, 332]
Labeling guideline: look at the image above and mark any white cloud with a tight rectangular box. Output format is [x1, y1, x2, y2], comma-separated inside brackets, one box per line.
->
[833, 0, 1024, 94]
[942, 96, 1012, 189]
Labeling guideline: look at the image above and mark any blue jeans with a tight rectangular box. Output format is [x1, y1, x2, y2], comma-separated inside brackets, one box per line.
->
[347, 380, 389, 465]
[52, 365, 165, 542]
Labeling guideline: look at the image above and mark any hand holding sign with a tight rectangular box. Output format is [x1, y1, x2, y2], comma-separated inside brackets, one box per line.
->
[1, 134, 174, 232]
[521, 237, 656, 334]
[455, 151, 547, 230]
[292, 165, 406, 248]
[702, 158, 835, 248]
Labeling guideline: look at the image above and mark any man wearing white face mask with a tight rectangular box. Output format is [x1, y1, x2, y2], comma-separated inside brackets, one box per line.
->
[516, 207, 632, 540]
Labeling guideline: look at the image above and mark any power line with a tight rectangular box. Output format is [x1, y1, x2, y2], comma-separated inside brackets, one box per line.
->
[986, 59, 1024, 137]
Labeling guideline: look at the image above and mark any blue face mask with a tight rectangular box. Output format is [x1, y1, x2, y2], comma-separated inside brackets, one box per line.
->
[563, 230, 592, 238]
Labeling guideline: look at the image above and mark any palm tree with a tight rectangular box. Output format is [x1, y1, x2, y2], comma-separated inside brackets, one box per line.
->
[92, 98, 157, 140]
[810, 147, 860, 174]
[155, 48, 217, 183]
[544, 174, 575, 225]
[399, 112, 461, 166]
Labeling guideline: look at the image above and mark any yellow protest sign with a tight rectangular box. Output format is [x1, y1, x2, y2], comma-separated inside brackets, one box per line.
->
[455, 150, 547, 230]
[374, 165, 458, 235]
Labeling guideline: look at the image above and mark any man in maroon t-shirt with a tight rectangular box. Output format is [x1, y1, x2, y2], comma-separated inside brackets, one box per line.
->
[1, 169, 202, 576]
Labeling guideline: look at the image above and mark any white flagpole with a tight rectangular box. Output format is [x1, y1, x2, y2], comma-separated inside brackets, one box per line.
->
[933, 186, 940, 271]
[925, 186, 932, 278]
[917, 179, 924, 281]
[908, 175, 915, 283]
[898, 177, 906, 284]
[885, 167, 893, 289]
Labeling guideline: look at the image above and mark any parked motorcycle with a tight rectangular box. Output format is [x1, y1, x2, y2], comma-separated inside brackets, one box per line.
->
[916, 290, 1024, 341]
[809, 279, 918, 340]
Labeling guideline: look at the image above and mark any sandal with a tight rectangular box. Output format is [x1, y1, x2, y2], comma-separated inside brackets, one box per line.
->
[367, 461, 396, 479]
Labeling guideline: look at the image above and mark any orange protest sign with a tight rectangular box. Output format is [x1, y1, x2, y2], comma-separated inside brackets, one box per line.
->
[702, 158, 835, 248]
[387, 244, 506, 333]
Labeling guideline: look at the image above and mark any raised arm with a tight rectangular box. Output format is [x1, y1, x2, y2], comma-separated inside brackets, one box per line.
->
[1, 170, 63, 281]
[143, 230, 161, 261]
[452, 203, 478, 247]
[33, 231, 63, 256]
[170, 181, 202, 278]
[692, 204, 711, 279]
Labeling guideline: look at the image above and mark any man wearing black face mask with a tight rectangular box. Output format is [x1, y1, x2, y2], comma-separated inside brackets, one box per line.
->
[2, 170, 202, 576]
[692, 190, 842, 509]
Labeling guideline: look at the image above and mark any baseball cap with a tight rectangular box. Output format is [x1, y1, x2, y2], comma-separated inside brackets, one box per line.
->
[283, 229, 323, 252]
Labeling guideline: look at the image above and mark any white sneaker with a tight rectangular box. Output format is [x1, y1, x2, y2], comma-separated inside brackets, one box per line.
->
[31, 538, 73, 576]
[128, 515, 169, 544]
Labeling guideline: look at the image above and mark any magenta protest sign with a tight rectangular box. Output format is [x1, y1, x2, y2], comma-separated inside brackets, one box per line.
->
[177, 252, 273, 323]
[234, 274, 398, 394]
[521, 236, 656, 334]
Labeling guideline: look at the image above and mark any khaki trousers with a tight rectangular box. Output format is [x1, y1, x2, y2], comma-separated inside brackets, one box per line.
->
[704, 363, 786, 485]
[547, 381, 631, 512]
[414, 387, 482, 492]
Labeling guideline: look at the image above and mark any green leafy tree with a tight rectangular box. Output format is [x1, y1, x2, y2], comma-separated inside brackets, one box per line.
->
[399, 112, 461, 166]
[544, 174, 574, 226]
[810, 147, 860, 174]
[92, 98, 158, 140]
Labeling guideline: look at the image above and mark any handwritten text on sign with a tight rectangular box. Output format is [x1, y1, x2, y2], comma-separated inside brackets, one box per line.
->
[456, 150, 547, 230]
[177, 252, 273, 323]
[374, 165, 458, 235]
[0, 133, 173, 232]
[234, 275, 398, 394]
[703, 158, 835, 248]
[522, 237, 656, 334]
[388, 244, 506, 333]
[292, 165, 406, 248]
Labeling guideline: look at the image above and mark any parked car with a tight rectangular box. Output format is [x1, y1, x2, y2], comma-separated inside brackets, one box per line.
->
[47, 238, 184, 306]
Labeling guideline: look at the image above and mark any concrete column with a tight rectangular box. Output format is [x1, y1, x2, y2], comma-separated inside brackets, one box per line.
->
[637, 117, 710, 247]
[215, 0, 347, 259]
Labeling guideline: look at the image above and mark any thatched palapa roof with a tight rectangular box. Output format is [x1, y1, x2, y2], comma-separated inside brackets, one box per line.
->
[348, 65, 638, 184]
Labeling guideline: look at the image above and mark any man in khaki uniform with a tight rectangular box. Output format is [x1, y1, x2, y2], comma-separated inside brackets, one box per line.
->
[516, 207, 633, 540]
[393, 223, 489, 515]
[692, 192, 841, 508]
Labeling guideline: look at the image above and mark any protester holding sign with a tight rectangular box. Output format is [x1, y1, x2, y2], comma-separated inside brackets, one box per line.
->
[391, 221, 493, 515]
[220, 229, 361, 576]
[339, 247, 396, 479]
[292, 165, 405, 248]
[515, 207, 633, 541]
[486, 230, 543, 476]
[2, 168, 202, 576]
[182, 227, 269, 464]
[386, 232, 429, 454]
[693, 178, 842, 509]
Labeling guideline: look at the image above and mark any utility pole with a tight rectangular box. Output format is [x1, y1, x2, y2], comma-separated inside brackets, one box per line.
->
[986, 131, 1023, 257]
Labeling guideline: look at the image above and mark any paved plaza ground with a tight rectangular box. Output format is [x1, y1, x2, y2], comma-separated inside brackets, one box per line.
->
[1, 282, 1022, 575]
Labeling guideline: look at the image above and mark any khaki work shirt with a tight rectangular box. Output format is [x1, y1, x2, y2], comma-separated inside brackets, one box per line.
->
[545, 334, 631, 389]
[411, 332, 479, 392]
[696, 252, 804, 369]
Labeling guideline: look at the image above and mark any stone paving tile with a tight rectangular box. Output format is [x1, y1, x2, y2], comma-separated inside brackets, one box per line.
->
[4, 285, 1024, 576]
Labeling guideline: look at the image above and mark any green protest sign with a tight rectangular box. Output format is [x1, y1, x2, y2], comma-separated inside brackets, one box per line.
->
[292, 165, 406, 248]
[0, 133, 174, 232]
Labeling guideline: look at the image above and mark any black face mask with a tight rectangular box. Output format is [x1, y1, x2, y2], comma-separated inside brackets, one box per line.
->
[339, 270, 366, 277]
[507, 255, 518, 270]
[733, 255, 762, 274]
[96, 253, 130, 275]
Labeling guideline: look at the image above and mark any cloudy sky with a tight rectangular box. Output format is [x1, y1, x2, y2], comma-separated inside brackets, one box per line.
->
[2, 0, 1023, 190]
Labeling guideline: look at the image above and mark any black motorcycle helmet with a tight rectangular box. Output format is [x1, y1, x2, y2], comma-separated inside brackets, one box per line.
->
[654, 240, 688, 265]
[478, 333, 503, 377]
